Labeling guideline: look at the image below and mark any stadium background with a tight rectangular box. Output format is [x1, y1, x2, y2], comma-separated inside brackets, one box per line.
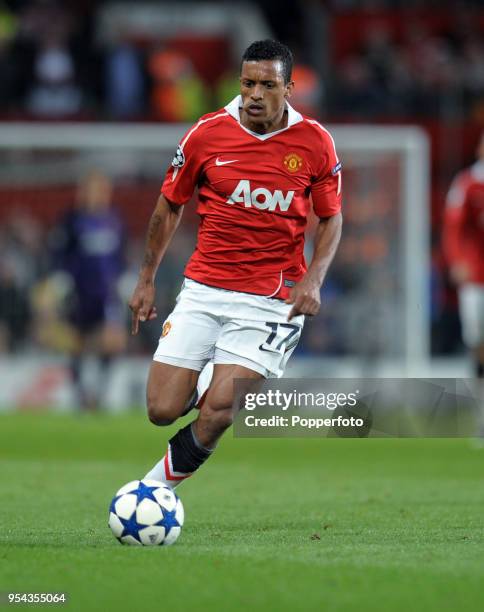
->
[1, 3, 484, 611]
[0, 0, 482, 409]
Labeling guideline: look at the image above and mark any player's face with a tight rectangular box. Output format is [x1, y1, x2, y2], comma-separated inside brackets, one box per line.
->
[239, 60, 294, 133]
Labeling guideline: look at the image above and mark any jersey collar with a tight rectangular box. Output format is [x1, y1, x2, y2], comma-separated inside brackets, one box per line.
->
[224, 95, 303, 140]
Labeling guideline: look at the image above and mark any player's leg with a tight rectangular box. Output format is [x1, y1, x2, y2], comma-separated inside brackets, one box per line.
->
[148, 363, 263, 488]
[146, 361, 200, 426]
[458, 284, 484, 432]
[67, 297, 91, 409]
[69, 343, 86, 407]
[152, 313, 304, 488]
[143, 280, 221, 482]
[144, 282, 303, 487]
[193, 363, 263, 448]
[95, 318, 127, 406]
[143, 361, 201, 483]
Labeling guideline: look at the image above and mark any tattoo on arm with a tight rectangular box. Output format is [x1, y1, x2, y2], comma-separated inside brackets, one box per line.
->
[139, 201, 182, 279]
[147, 213, 162, 241]
[142, 251, 155, 268]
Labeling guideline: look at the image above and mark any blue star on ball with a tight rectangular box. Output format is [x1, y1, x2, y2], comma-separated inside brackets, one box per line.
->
[118, 512, 145, 543]
[156, 508, 180, 537]
[135, 482, 161, 504]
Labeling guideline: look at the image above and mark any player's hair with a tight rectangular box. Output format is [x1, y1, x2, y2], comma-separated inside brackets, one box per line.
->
[241, 40, 293, 84]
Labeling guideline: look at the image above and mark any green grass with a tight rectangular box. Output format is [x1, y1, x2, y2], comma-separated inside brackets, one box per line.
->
[1, 412, 484, 611]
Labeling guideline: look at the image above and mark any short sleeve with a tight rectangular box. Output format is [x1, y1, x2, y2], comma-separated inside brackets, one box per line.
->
[445, 172, 468, 211]
[161, 122, 205, 206]
[310, 127, 342, 218]
[442, 171, 469, 266]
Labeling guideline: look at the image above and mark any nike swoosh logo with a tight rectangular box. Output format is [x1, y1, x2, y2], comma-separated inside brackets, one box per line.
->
[215, 157, 239, 166]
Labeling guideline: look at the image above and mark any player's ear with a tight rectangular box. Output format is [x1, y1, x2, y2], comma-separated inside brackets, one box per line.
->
[284, 80, 295, 99]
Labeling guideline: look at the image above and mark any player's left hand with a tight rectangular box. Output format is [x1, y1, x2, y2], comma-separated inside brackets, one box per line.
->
[285, 277, 321, 321]
[449, 262, 470, 286]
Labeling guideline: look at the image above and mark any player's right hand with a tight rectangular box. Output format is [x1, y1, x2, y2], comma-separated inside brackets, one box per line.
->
[128, 280, 158, 335]
[449, 262, 470, 286]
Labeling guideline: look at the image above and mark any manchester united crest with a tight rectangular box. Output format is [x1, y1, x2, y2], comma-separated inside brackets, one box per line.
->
[283, 153, 303, 173]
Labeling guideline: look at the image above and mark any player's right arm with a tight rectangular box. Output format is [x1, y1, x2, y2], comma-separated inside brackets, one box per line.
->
[129, 115, 209, 333]
[443, 171, 470, 285]
[129, 194, 183, 334]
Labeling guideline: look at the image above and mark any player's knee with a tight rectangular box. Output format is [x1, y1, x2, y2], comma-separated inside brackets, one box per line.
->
[147, 408, 176, 427]
[146, 396, 178, 427]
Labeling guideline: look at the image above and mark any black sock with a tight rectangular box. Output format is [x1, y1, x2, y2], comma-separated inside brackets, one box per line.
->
[476, 362, 483, 378]
[169, 423, 212, 475]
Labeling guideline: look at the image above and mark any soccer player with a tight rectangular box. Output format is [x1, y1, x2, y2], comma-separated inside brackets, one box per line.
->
[129, 40, 343, 487]
[51, 171, 127, 409]
[443, 132, 484, 397]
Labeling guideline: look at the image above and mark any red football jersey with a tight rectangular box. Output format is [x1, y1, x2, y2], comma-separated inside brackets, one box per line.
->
[161, 96, 342, 299]
[443, 161, 484, 284]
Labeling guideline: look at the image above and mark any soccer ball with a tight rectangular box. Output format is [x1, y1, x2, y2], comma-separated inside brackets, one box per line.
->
[108, 479, 184, 546]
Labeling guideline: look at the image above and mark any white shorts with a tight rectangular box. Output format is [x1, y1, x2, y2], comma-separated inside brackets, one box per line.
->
[153, 279, 304, 378]
[458, 284, 484, 348]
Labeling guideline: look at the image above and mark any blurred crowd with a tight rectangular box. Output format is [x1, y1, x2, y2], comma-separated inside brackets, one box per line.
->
[0, 0, 232, 121]
[0, 0, 482, 120]
[331, 18, 484, 120]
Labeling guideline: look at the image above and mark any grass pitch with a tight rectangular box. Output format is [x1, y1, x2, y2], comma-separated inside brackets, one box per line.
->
[0, 412, 483, 611]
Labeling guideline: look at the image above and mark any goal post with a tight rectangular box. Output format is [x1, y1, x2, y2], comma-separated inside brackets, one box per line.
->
[327, 125, 430, 372]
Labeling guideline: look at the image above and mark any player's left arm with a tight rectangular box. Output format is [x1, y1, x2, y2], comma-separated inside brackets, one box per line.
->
[442, 172, 471, 286]
[287, 126, 343, 321]
[286, 213, 342, 321]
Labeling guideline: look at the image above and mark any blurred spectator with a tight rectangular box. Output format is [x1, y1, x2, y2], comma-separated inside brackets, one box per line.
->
[147, 48, 209, 122]
[0, 3, 17, 111]
[105, 36, 145, 119]
[26, 26, 82, 117]
[214, 70, 240, 110]
[0, 208, 45, 287]
[289, 63, 324, 118]
[49, 171, 127, 409]
[0, 207, 44, 352]
[0, 258, 30, 352]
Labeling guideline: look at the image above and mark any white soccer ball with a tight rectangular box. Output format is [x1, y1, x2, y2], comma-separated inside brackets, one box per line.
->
[108, 479, 184, 546]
